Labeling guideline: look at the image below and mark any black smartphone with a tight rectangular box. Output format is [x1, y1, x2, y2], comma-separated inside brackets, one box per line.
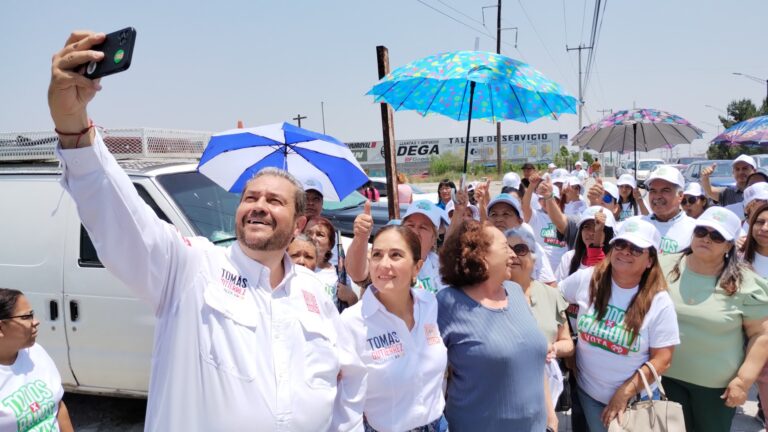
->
[84, 27, 137, 79]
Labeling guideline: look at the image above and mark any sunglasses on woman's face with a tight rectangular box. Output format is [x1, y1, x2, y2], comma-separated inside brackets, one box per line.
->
[682, 196, 700, 205]
[612, 239, 646, 256]
[510, 243, 530, 256]
[693, 226, 726, 243]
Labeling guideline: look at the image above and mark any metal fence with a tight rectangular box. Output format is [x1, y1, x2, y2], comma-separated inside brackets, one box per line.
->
[0, 128, 211, 162]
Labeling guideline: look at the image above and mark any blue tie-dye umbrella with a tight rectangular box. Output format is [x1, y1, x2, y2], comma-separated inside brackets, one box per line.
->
[367, 50, 577, 172]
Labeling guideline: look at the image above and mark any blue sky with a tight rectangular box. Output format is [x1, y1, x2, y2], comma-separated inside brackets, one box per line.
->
[2, 0, 767, 158]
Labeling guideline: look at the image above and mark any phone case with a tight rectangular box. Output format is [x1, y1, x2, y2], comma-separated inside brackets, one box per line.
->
[84, 27, 137, 79]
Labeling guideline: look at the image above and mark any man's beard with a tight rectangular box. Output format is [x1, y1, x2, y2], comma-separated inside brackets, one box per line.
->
[236, 221, 294, 252]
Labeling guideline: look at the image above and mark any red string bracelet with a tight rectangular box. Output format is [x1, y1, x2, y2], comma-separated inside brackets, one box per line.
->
[55, 120, 95, 148]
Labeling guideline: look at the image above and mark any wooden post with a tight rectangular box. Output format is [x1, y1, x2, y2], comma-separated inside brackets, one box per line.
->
[376, 46, 400, 220]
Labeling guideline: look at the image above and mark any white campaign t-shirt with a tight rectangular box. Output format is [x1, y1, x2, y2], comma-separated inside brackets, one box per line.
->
[559, 267, 680, 404]
[641, 212, 697, 255]
[554, 249, 584, 282]
[415, 252, 446, 294]
[518, 223, 556, 284]
[529, 210, 569, 271]
[341, 288, 447, 432]
[752, 253, 768, 278]
[619, 202, 636, 221]
[0, 344, 64, 432]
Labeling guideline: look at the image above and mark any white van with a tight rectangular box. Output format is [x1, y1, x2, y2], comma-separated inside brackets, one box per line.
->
[0, 129, 231, 397]
[0, 128, 359, 398]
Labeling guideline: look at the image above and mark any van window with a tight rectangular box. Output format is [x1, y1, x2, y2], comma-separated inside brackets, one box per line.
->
[156, 172, 239, 244]
[79, 184, 171, 267]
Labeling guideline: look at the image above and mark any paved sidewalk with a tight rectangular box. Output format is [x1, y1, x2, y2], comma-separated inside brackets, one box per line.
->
[556, 386, 765, 431]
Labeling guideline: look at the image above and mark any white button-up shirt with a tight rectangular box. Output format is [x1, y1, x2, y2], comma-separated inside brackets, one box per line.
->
[341, 287, 446, 432]
[56, 133, 366, 431]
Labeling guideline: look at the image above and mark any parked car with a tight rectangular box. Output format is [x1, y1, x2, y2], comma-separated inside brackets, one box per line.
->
[752, 154, 768, 168]
[631, 159, 665, 185]
[683, 160, 736, 188]
[369, 176, 439, 204]
[322, 190, 406, 238]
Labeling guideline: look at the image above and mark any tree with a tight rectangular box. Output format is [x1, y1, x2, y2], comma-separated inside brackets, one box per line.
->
[706, 98, 768, 159]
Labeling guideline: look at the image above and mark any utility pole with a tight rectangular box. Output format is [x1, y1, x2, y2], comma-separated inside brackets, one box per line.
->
[320, 102, 326, 134]
[376, 46, 400, 219]
[566, 44, 593, 164]
[495, 0, 503, 176]
[597, 108, 612, 164]
[482, 1, 517, 175]
[292, 114, 307, 128]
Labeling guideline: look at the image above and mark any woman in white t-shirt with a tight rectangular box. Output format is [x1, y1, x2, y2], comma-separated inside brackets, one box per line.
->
[341, 225, 447, 432]
[522, 173, 569, 272]
[304, 216, 359, 308]
[741, 202, 768, 424]
[401, 201, 448, 294]
[0, 289, 73, 432]
[616, 174, 649, 221]
[558, 218, 680, 431]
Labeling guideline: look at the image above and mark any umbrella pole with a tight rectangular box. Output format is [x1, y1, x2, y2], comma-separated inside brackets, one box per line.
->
[462, 81, 477, 174]
[633, 123, 637, 183]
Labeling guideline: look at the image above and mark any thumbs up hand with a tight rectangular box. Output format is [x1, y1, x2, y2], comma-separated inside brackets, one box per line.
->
[701, 164, 716, 179]
[354, 200, 374, 239]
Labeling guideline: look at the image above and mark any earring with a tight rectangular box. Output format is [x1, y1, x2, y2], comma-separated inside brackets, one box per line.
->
[412, 278, 418, 286]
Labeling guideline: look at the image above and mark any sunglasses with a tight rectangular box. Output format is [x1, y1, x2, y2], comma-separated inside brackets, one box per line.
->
[682, 196, 700, 205]
[510, 243, 530, 256]
[693, 226, 726, 243]
[602, 194, 615, 204]
[2, 311, 34, 321]
[612, 239, 647, 256]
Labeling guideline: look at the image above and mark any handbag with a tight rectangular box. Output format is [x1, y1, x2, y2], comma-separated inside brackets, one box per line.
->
[607, 361, 685, 432]
[554, 358, 571, 412]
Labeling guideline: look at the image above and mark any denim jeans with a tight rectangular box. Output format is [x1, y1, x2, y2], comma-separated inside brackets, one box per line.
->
[577, 385, 660, 432]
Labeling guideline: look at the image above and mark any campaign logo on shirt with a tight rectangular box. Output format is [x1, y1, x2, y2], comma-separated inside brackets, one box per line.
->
[619, 207, 633, 221]
[2, 380, 56, 431]
[659, 237, 679, 255]
[539, 223, 566, 248]
[577, 305, 640, 356]
[566, 303, 579, 320]
[424, 323, 441, 346]
[367, 331, 405, 360]
[220, 268, 248, 299]
[415, 276, 435, 293]
[302, 290, 321, 314]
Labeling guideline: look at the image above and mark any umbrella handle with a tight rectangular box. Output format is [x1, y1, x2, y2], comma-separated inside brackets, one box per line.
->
[462, 81, 477, 174]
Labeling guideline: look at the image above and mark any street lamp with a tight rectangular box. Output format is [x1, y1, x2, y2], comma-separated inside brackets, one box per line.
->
[733, 72, 768, 105]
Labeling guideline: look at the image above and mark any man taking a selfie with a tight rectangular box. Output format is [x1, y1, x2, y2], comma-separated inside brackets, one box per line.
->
[48, 31, 366, 431]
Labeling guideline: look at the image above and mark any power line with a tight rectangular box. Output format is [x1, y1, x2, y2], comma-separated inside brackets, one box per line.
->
[580, 0, 588, 44]
[415, 0, 495, 41]
[584, 0, 607, 94]
[516, 0, 577, 93]
[435, 0, 484, 26]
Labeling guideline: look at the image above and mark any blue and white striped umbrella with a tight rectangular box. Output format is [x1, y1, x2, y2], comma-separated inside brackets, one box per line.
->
[197, 122, 368, 201]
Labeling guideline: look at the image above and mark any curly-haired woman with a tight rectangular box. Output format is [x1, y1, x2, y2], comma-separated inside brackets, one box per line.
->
[437, 220, 549, 431]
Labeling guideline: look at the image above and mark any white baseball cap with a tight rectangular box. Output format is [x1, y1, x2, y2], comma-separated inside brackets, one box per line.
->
[548, 163, 557, 169]
[617, 174, 637, 189]
[403, 200, 444, 230]
[609, 216, 661, 251]
[683, 182, 705, 197]
[646, 165, 685, 190]
[487, 193, 523, 218]
[502, 172, 522, 189]
[551, 168, 570, 183]
[695, 207, 742, 242]
[467, 182, 477, 192]
[302, 178, 324, 196]
[575, 161, 583, 167]
[603, 182, 620, 200]
[445, 200, 478, 221]
[732, 154, 757, 169]
[744, 182, 768, 208]
[579, 205, 616, 228]
[564, 176, 583, 189]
